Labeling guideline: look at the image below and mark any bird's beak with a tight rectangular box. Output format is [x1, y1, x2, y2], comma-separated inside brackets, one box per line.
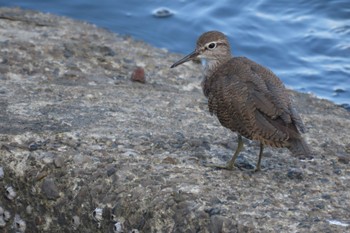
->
[170, 50, 200, 68]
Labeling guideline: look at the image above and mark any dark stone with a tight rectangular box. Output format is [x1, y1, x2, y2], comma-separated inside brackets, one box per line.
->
[189, 138, 211, 151]
[333, 168, 342, 175]
[318, 178, 329, 183]
[162, 157, 178, 165]
[205, 207, 221, 216]
[41, 178, 60, 200]
[236, 156, 255, 170]
[315, 203, 325, 209]
[97, 46, 115, 57]
[107, 166, 117, 176]
[28, 142, 40, 151]
[337, 154, 350, 164]
[287, 168, 303, 180]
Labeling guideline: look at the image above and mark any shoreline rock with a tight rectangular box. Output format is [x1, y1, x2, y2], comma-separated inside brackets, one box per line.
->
[0, 7, 349, 232]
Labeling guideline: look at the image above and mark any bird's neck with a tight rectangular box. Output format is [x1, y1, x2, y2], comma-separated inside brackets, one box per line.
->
[201, 56, 231, 98]
[202, 56, 231, 77]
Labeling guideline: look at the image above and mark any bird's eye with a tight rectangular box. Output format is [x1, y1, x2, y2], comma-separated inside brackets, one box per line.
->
[207, 42, 216, 49]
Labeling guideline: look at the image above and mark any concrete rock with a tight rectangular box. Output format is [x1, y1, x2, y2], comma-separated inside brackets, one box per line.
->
[0, 7, 349, 233]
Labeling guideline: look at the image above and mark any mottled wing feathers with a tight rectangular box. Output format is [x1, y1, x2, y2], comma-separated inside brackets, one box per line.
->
[206, 57, 306, 148]
[207, 75, 253, 138]
[243, 58, 293, 123]
[249, 84, 279, 118]
[290, 106, 306, 133]
[244, 58, 306, 133]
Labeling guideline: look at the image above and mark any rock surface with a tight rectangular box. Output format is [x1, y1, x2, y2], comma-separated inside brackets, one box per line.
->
[0, 7, 349, 233]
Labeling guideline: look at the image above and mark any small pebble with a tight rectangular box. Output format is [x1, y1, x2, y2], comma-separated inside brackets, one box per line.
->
[333, 168, 342, 175]
[26, 205, 33, 215]
[54, 156, 65, 168]
[113, 222, 123, 233]
[287, 168, 303, 180]
[107, 166, 117, 177]
[162, 157, 178, 165]
[345, 144, 350, 153]
[3, 210, 10, 221]
[36, 171, 48, 181]
[14, 214, 26, 233]
[0, 218, 5, 228]
[131, 67, 146, 83]
[0, 167, 3, 179]
[337, 154, 350, 164]
[41, 178, 60, 200]
[235, 157, 255, 170]
[98, 46, 115, 57]
[205, 207, 221, 216]
[28, 142, 40, 151]
[92, 208, 103, 222]
[5, 186, 16, 200]
[72, 215, 80, 229]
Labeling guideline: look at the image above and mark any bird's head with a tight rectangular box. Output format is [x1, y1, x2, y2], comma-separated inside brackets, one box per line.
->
[171, 31, 231, 69]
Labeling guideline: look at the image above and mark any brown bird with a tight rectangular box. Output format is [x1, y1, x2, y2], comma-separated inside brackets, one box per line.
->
[171, 31, 311, 171]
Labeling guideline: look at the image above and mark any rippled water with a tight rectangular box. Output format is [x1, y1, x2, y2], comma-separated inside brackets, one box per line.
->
[2, 0, 350, 109]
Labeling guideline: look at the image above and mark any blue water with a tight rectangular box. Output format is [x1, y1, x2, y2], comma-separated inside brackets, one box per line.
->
[1, 0, 349, 109]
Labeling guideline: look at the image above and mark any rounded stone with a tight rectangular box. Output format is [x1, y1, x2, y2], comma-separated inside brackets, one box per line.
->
[337, 154, 350, 164]
[131, 67, 146, 83]
[72, 215, 80, 229]
[14, 214, 26, 233]
[107, 166, 117, 177]
[41, 178, 60, 200]
[5, 186, 16, 201]
[0, 218, 5, 228]
[28, 142, 40, 151]
[287, 168, 304, 180]
[54, 156, 65, 168]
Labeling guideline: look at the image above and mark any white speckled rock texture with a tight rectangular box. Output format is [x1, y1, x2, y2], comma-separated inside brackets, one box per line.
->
[0, 7, 349, 233]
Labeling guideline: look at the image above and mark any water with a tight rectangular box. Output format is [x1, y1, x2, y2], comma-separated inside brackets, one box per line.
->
[1, 0, 349, 109]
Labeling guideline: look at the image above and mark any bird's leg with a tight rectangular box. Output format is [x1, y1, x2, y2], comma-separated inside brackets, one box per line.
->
[255, 143, 264, 172]
[204, 135, 243, 170]
[225, 135, 243, 170]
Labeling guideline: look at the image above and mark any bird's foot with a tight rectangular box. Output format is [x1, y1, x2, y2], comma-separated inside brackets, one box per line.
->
[203, 160, 262, 172]
[254, 166, 261, 172]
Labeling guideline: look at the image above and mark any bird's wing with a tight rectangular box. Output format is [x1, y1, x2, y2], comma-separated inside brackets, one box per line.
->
[207, 73, 253, 137]
[209, 58, 299, 142]
[239, 58, 292, 123]
[244, 79, 292, 142]
[243, 57, 306, 133]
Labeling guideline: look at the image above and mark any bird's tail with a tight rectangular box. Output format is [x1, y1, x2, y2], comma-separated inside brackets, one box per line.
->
[287, 137, 313, 159]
